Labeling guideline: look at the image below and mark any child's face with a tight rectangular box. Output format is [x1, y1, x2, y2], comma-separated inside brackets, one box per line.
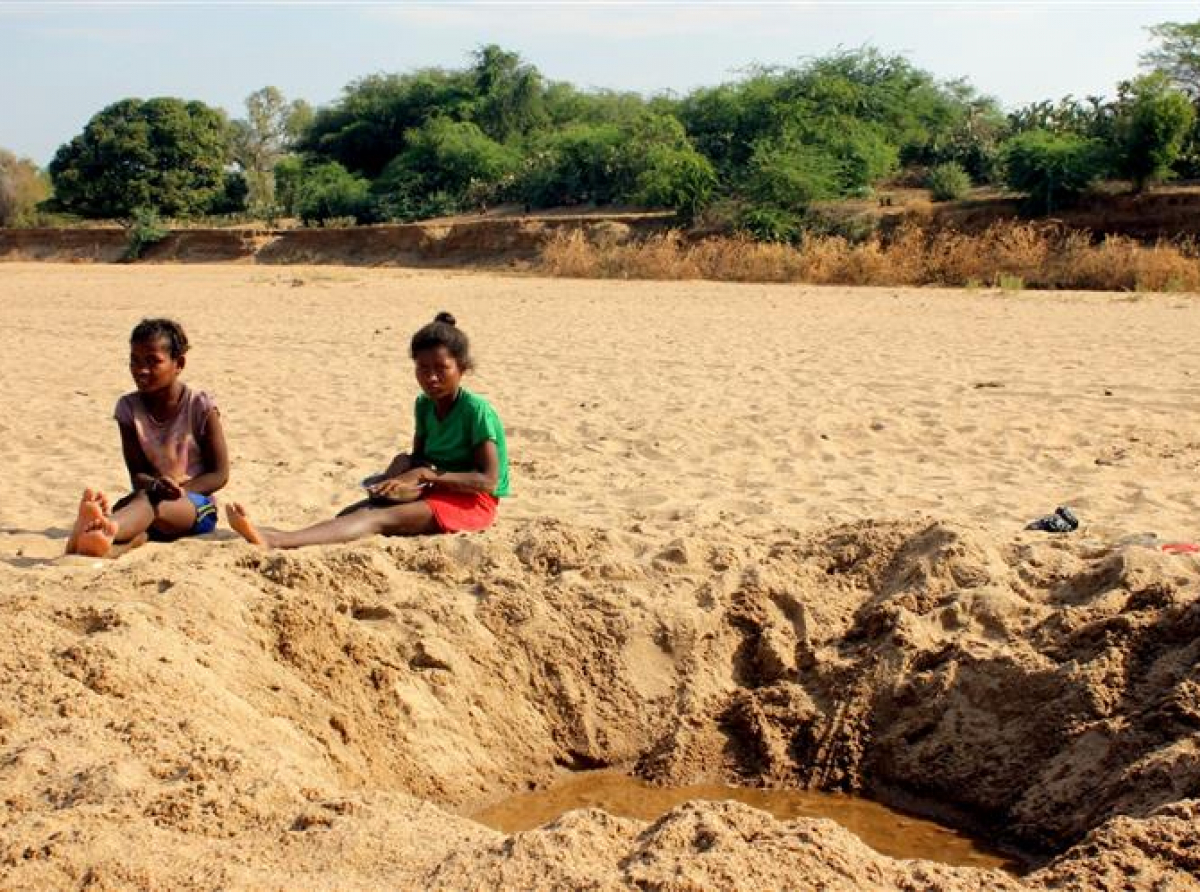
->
[129, 337, 183, 393]
[413, 345, 462, 401]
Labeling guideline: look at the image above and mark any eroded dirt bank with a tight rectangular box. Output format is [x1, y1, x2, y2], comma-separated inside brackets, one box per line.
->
[0, 216, 666, 266]
[2, 518, 1197, 890]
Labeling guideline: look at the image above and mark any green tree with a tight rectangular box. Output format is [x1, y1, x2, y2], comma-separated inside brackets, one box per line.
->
[48, 98, 229, 218]
[1112, 73, 1196, 191]
[470, 44, 548, 142]
[922, 83, 1006, 182]
[1006, 95, 1113, 139]
[679, 74, 796, 176]
[0, 149, 51, 226]
[632, 144, 716, 219]
[294, 161, 372, 225]
[678, 47, 972, 209]
[515, 112, 714, 213]
[516, 123, 625, 207]
[209, 171, 250, 216]
[373, 118, 518, 221]
[299, 69, 476, 177]
[1001, 129, 1108, 214]
[744, 137, 844, 211]
[229, 86, 313, 213]
[543, 83, 651, 128]
[1142, 20, 1200, 98]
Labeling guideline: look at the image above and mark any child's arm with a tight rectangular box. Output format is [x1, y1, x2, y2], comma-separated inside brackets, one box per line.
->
[119, 422, 163, 493]
[383, 436, 428, 477]
[410, 440, 499, 495]
[182, 410, 230, 496]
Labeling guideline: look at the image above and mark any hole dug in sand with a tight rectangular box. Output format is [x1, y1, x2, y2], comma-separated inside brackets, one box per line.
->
[1, 518, 1198, 889]
[468, 768, 1022, 872]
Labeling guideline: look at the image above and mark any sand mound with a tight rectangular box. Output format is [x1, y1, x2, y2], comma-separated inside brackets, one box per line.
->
[2, 518, 1198, 889]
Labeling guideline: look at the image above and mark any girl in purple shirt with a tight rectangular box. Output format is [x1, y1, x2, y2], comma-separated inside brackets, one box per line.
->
[66, 318, 230, 557]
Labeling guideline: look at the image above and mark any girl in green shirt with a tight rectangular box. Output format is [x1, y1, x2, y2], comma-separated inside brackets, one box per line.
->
[227, 312, 508, 548]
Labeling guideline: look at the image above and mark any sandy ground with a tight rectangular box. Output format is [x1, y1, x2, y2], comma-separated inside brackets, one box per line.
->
[2, 264, 1198, 555]
[1, 264, 1198, 890]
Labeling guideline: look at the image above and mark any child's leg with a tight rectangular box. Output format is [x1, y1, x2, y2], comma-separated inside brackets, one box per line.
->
[69, 490, 160, 557]
[147, 495, 200, 539]
[227, 501, 438, 549]
[66, 490, 199, 557]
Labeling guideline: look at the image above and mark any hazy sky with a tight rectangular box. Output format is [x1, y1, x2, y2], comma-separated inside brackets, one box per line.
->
[2, 1, 1197, 165]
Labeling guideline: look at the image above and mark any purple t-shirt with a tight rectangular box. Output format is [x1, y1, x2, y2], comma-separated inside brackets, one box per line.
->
[114, 385, 217, 482]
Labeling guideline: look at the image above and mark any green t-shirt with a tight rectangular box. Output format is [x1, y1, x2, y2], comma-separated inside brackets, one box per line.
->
[414, 387, 510, 498]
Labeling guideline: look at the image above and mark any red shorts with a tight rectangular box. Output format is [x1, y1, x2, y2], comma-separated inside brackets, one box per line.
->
[424, 490, 499, 533]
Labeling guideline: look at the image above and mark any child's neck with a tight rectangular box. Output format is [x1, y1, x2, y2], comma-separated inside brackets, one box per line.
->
[433, 387, 461, 419]
[141, 381, 184, 417]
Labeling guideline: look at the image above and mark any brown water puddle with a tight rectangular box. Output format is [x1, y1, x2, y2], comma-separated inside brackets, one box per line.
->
[469, 770, 1023, 873]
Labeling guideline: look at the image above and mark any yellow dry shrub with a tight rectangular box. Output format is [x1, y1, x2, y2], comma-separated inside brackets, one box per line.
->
[794, 236, 853, 284]
[924, 229, 983, 285]
[610, 232, 701, 280]
[692, 237, 801, 283]
[1127, 242, 1200, 292]
[540, 229, 601, 278]
[537, 223, 1200, 293]
[874, 225, 928, 286]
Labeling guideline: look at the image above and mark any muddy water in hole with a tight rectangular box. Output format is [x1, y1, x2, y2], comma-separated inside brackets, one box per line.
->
[470, 770, 1023, 873]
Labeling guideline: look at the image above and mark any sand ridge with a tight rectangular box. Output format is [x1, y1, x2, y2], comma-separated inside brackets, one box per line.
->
[1, 265, 1199, 889]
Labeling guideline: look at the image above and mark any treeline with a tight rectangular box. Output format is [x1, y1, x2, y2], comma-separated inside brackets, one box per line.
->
[3, 22, 1200, 240]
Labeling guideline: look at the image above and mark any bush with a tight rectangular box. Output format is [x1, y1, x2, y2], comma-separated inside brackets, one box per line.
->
[926, 162, 972, 202]
[738, 206, 804, 243]
[516, 124, 625, 208]
[123, 208, 169, 260]
[294, 161, 372, 225]
[821, 121, 899, 195]
[632, 145, 717, 220]
[744, 140, 843, 212]
[1001, 130, 1109, 214]
[371, 118, 517, 221]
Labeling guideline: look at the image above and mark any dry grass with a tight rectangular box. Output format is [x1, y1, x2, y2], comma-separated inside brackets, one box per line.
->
[539, 223, 1200, 292]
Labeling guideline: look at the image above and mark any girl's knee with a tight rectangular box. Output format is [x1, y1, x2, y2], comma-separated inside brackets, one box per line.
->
[151, 495, 199, 536]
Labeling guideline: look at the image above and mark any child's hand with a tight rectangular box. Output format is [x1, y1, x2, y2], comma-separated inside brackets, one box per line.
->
[148, 477, 184, 502]
[368, 478, 425, 503]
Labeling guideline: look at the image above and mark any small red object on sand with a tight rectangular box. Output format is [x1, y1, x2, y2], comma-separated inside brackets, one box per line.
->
[1161, 542, 1200, 554]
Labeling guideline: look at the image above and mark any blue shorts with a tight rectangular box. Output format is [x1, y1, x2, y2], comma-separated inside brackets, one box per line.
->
[146, 492, 218, 542]
[188, 492, 219, 535]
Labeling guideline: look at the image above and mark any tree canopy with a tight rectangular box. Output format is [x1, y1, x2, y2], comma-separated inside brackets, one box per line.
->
[48, 97, 229, 218]
[0, 149, 51, 227]
[229, 87, 312, 213]
[1142, 20, 1200, 99]
[37, 28, 1200, 233]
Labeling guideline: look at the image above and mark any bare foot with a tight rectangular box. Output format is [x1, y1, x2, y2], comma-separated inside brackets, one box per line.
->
[226, 503, 270, 548]
[67, 489, 116, 557]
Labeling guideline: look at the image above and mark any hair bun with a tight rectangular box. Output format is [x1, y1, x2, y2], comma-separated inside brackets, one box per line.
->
[434, 311, 457, 327]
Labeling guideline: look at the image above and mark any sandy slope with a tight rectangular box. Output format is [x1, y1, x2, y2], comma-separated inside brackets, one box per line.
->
[1, 265, 1198, 890]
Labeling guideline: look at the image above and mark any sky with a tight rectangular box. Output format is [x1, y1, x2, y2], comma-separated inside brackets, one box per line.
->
[1, 1, 1197, 166]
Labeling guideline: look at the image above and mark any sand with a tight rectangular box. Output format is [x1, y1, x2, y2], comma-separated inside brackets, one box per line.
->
[1, 263, 1198, 890]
